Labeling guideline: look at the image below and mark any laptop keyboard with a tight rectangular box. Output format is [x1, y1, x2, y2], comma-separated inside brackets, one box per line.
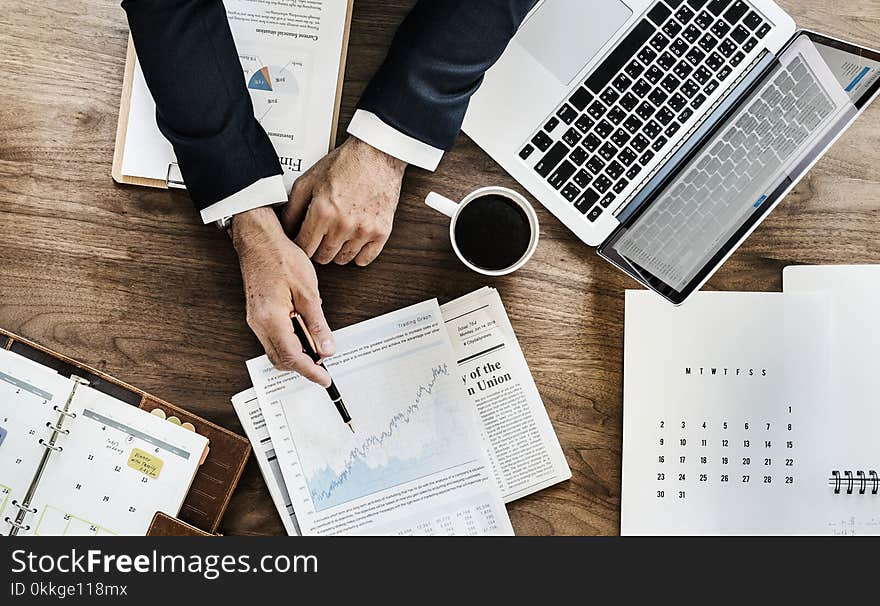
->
[519, 0, 772, 223]
[613, 54, 836, 289]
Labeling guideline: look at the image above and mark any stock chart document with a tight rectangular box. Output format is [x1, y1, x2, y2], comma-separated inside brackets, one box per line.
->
[247, 300, 513, 536]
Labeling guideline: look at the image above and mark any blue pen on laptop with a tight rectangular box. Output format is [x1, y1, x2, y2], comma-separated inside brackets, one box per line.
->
[290, 313, 354, 433]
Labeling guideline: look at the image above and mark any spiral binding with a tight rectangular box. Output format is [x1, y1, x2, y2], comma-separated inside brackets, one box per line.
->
[829, 470, 879, 495]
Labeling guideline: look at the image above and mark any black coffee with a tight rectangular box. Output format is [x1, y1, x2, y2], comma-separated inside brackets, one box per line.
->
[453, 194, 532, 271]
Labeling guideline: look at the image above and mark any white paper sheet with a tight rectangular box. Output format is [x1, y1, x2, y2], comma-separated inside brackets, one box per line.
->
[232, 389, 300, 536]
[22, 385, 207, 536]
[440, 287, 571, 501]
[621, 290, 832, 535]
[122, 0, 349, 191]
[0, 349, 77, 535]
[784, 265, 880, 535]
[248, 299, 513, 536]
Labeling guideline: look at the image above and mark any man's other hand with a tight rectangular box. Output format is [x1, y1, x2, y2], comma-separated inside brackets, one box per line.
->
[232, 207, 334, 387]
[281, 136, 407, 266]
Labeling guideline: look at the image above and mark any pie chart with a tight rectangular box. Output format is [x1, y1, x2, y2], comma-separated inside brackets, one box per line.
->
[247, 65, 299, 95]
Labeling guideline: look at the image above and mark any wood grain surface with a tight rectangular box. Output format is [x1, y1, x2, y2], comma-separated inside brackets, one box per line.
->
[0, 0, 878, 535]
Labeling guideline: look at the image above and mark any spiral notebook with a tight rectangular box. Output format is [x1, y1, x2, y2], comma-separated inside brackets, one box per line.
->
[622, 282, 880, 535]
[784, 265, 880, 535]
[0, 347, 209, 536]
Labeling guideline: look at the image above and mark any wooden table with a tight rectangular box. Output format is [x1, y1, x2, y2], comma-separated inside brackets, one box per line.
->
[1, 0, 878, 535]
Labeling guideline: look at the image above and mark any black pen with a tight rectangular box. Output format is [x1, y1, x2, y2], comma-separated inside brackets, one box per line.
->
[290, 313, 354, 433]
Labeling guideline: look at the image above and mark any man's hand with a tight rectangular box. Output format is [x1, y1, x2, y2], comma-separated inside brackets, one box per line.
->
[232, 207, 335, 387]
[281, 136, 407, 266]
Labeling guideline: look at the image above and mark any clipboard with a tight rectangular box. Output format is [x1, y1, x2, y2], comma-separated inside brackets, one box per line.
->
[2, 329, 251, 535]
[112, 0, 354, 189]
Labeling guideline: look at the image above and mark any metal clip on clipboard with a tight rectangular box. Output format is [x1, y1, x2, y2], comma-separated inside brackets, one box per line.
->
[166, 162, 186, 189]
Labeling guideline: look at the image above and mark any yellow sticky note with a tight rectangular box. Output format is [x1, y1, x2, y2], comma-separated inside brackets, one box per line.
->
[127, 448, 164, 479]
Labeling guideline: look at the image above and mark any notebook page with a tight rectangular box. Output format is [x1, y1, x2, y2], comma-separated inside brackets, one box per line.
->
[22, 385, 208, 536]
[784, 265, 880, 535]
[0, 348, 76, 536]
[621, 291, 832, 535]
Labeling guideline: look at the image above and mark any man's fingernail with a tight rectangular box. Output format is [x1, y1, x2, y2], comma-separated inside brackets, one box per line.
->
[321, 340, 335, 354]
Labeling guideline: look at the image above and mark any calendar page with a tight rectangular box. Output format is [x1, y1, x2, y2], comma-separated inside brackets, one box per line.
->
[0, 349, 76, 536]
[621, 291, 832, 535]
[22, 385, 208, 536]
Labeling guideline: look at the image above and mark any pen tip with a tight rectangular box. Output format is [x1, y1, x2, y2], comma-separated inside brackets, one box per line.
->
[348, 422, 355, 433]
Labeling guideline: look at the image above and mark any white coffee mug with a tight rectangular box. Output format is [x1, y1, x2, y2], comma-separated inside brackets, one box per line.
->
[425, 186, 539, 276]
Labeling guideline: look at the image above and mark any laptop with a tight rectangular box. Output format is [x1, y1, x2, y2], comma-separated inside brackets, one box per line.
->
[463, 0, 880, 304]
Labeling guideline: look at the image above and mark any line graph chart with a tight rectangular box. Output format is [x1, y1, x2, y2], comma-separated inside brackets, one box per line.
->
[251, 299, 513, 535]
[275, 313, 479, 513]
[306, 364, 451, 509]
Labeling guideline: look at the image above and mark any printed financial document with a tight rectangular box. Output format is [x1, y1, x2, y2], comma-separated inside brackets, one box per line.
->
[247, 300, 513, 536]
[123, 0, 349, 191]
[441, 288, 570, 501]
[232, 389, 301, 536]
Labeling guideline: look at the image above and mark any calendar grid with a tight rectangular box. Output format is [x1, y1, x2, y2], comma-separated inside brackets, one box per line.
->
[654, 404, 798, 502]
[0, 484, 11, 523]
[33, 504, 117, 536]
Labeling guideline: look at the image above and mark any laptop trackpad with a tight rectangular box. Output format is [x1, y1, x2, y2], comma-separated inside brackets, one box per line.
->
[517, 0, 633, 85]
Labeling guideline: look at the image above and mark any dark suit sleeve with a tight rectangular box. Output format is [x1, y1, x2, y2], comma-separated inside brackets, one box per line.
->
[357, 0, 537, 152]
[121, 0, 281, 210]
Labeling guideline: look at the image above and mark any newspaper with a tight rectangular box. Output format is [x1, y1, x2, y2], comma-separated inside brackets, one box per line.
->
[441, 287, 571, 502]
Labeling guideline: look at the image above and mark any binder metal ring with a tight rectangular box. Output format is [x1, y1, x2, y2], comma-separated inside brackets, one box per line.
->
[11, 500, 37, 514]
[38, 438, 63, 452]
[844, 470, 854, 495]
[4, 517, 31, 532]
[832, 470, 841, 494]
[45, 421, 70, 435]
[871, 471, 879, 495]
[52, 405, 77, 419]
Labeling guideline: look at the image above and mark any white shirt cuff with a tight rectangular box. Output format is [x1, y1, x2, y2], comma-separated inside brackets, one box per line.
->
[199, 174, 287, 224]
[347, 109, 444, 171]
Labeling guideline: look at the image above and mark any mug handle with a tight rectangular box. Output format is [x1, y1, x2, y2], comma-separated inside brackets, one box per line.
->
[425, 192, 459, 218]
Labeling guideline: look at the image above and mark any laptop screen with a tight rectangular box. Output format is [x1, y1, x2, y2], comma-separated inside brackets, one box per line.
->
[599, 32, 880, 304]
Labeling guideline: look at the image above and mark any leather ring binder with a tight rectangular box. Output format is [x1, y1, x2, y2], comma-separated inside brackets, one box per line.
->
[52, 405, 77, 418]
[4, 517, 31, 532]
[38, 438, 63, 452]
[11, 500, 37, 514]
[2, 328, 251, 535]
